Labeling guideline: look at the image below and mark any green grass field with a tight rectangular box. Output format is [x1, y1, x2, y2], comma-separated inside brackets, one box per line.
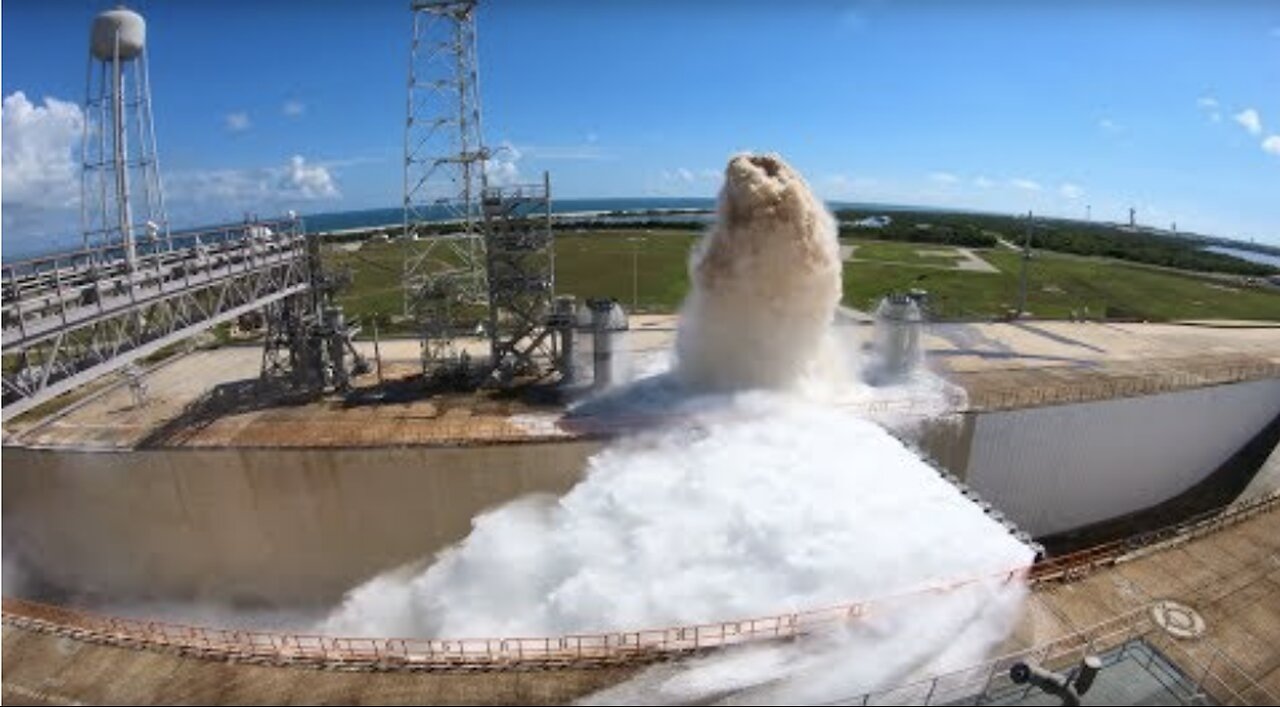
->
[324, 231, 1280, 328]
[843, 246, 1280, 321]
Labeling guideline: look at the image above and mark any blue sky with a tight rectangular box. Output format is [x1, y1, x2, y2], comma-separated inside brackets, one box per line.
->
[3, 1, 1279, 250]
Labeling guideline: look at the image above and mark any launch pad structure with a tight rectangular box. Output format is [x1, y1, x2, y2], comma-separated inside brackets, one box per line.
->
[403, 0, 562, 386]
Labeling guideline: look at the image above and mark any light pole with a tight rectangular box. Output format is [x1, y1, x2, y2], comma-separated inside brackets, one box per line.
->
[628, 236, 645, 311]
[1017, 210, 1032, 318]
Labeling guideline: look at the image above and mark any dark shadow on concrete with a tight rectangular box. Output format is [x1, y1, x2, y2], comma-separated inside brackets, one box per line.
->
[930, 324, 1017, 354]
[136, 379, 308, 448]
[930, 350, 1099, 366]
[1039, 407, 1280, 556]
[1010, 321, 1108, 354]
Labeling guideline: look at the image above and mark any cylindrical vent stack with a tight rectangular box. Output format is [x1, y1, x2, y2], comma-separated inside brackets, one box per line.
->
[874, 293, 923, 382]
[588, 299, 616, 390]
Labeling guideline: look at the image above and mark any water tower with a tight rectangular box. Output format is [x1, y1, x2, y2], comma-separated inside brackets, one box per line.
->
[82, 6, 169, 268]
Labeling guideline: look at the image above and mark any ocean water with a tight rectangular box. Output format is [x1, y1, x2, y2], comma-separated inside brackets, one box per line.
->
[300, 198, 944, 234]
[303, 198, 719, 233]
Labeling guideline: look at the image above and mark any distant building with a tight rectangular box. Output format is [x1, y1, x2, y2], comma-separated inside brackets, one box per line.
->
[851, 215, 892, 229]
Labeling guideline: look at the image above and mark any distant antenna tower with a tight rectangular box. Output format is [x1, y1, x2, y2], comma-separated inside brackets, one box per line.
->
[81, 6, 169, 266]
[1128, 207, 1136, 229]
[403, 0, 490, 372]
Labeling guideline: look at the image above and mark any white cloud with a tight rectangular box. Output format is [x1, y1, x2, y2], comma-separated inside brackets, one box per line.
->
[1, 91, 83, 209]
[1195, 96, 1222, 122]
[168, 154, 341, 209]
[676, 167, 695, 183]
[928, 171, 958, 184]
[282, 100, 305, 117]
[1059, 183, 1084, 199]
[485, 141, 521, 186]
[226, 111, 251, 132]
[973, 176, 994, 189]
[1263, 135, 1280, 156]
[1098, 118, 1122, 133]
[1010, 178, 1042, 192]
[279, 155, 337, 199]
[1234, 108, 1262, 136]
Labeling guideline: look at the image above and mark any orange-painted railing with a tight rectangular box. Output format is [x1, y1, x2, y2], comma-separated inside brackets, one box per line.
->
[4, 491, 1276, 670]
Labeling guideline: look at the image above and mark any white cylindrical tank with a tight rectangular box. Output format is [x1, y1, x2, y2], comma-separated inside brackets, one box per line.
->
[90, 7, 146, 61]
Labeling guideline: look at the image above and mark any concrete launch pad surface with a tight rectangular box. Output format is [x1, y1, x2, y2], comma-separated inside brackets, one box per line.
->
[5, 319, 1277, 450]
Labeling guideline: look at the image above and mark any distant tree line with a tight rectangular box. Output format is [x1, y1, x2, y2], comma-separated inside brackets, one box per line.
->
[834, 210, 998, 248]
[1025, 226, 1277, 277]
[835, 209, 1278, 277]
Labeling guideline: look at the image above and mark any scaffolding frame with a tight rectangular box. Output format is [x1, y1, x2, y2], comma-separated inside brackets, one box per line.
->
[482, 173, 556, 381]
[403, 0, 490, 374]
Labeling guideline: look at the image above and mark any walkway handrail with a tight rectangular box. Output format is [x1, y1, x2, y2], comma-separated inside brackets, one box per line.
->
[4, 490, 1276, 671]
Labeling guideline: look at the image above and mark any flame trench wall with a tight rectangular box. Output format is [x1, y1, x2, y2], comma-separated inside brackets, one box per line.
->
[3, 378, 1278, 606]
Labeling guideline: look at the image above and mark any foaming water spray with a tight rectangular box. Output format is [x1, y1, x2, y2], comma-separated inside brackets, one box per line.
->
[322, 154, 1033, 703]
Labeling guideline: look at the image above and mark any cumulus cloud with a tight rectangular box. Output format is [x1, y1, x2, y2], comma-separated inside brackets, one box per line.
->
[928, 171, 959, 184]
[1263, 135, 1280, 156]
[278, 155, 337, 198]
[485, 141, 522, 186]
[225, 111, 251, 132]
[282, 100, 305, 117]
[1234, 108, 1262, 136]
[2, 91, 83, 208]
[1010, 178, 1042, 192]
[168, 154, 341, 216]
[1059, 183, 1084, 199]
[2, 91, 85, 242]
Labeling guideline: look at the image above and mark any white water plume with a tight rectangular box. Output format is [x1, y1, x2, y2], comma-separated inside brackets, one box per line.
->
[676, 154, 844, 393]
[321, 154, 1032, 703]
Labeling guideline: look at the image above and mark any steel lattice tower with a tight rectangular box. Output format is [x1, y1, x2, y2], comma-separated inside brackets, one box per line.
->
[81, 6, 169, 267]
[403, 0, 490, 372]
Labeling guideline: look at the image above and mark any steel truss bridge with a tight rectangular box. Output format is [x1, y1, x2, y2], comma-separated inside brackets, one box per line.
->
[2, 217, 311, 421]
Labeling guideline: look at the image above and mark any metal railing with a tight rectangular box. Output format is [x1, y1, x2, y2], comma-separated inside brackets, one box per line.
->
[829, 604, 1278, 706]
[2, 217, 311, 419]
[1028, 490, 1280, 584]
[3, 218, 306, 349]
[3, 491, 1275, 673]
